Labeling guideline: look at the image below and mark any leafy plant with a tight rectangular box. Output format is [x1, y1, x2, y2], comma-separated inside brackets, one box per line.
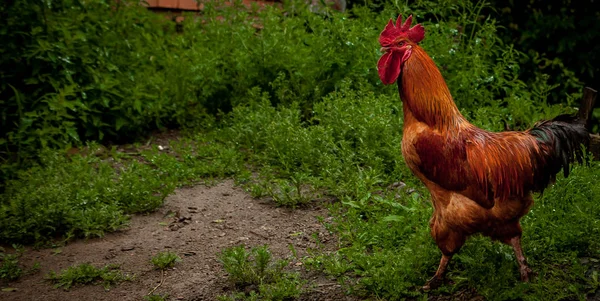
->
[151, 252, 181, 270]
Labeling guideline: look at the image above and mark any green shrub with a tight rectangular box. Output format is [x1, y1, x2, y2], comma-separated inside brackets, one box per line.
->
[0, 0, 384, 183]
[0, 0, 176, 182]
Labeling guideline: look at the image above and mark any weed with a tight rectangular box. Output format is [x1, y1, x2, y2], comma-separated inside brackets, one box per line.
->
[144, 293, 169, 301]
[264, 177, 312, 208]
[151, 252, 181, 270]
[146, 251, 181, 297]
[46, 263, 132, 290]
[219, 245, 303, 300]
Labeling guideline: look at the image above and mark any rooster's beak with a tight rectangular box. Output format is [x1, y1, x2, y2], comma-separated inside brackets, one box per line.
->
[380, 47, 390, 53]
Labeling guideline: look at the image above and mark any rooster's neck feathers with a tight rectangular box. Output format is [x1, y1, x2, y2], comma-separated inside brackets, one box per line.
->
[400, 46, 466, 130]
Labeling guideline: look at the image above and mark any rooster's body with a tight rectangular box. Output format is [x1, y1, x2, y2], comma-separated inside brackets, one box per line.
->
[377, 16, 589, 288]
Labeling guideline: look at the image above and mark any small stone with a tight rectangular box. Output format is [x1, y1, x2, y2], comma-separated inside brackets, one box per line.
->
[178, 216, 191, 222]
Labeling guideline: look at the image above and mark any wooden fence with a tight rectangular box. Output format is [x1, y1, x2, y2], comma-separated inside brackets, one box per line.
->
[143, 0, 345, 13]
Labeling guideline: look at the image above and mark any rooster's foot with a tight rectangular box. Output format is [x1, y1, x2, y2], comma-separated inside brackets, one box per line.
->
[422, 275, 444, 291]
[520, 265, 534, 282]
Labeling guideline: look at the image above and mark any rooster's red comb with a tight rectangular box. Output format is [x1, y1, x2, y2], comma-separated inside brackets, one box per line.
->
[379, 15, 425, 47]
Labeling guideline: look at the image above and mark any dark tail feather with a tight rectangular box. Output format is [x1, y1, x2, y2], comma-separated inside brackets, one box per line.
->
[529, 114, 589, 191]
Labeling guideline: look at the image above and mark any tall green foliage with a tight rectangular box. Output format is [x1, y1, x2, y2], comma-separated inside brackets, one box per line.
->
[0, 0, 384, 184]
[1, 0, 586, 185]
[0, 0, 175, 182]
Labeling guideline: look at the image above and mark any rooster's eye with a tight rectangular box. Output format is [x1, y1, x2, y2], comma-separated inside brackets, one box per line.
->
[397, 41, 406, 47]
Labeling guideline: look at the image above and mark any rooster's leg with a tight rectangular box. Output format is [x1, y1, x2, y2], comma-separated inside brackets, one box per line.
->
[423, 254, 452, 290]
[425, 220, 465, 290]
[508, 236, 533, 282]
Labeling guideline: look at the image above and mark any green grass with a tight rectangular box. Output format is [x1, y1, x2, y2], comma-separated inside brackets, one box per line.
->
[0, 146, 172, 244]
[0, 138, 246, 244]
[46, 263, 132, 290]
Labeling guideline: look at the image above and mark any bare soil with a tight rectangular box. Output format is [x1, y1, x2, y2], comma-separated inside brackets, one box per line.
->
[1, 179, 359, 301]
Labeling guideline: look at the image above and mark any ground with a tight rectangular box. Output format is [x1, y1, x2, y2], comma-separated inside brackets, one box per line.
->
[0, 179, 359, 301]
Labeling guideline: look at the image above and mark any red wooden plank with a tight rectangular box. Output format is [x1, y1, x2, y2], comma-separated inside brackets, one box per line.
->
[178, 0, 200, 10]
[145, 0, 159, 6]
[157, 0, 178, 9]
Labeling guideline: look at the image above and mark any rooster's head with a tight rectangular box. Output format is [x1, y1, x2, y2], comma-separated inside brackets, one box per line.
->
[377, 15, 425, 85]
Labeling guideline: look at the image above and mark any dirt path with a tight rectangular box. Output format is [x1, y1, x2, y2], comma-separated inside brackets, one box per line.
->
[1, 180, 356, 300]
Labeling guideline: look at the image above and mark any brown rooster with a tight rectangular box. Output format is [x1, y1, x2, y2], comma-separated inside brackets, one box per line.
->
[377, 15, 590, 289]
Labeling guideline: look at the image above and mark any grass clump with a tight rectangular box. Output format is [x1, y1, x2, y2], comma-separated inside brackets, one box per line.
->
[0, 245, 41, 283]
[141, 137, 246, 186]
[46, 263, 132, 290]
[218, 245, 303, 300]
[0, 245, 24, 282]
[0, 134, 248, 245]
[151, 252, 181, 270]
[0, 146, 174, 244]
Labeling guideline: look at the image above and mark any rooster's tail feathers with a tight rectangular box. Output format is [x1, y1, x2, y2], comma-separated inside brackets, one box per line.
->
[529, 114, 589, 191]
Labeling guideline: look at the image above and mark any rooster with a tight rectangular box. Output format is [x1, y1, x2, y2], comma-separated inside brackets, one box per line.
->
[377, 15, 590, 289]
